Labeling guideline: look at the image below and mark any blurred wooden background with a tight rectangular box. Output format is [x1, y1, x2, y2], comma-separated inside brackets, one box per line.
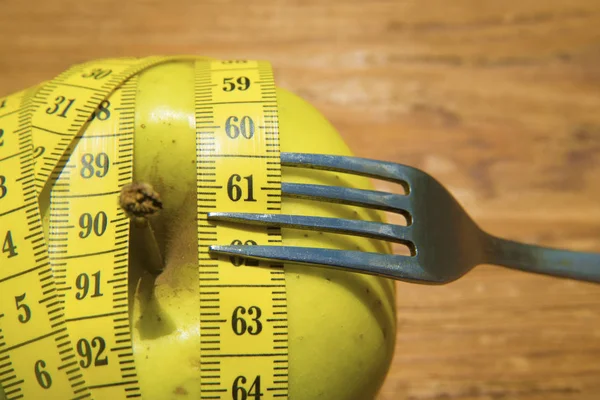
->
[1, 0, 599, 399]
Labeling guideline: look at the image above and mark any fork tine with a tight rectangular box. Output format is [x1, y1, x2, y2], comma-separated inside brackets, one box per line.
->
[282, 182, 412, 218]
[207, 212, 414, 246]
[209, 245, 437, 283]
[281, 152, 413, 192]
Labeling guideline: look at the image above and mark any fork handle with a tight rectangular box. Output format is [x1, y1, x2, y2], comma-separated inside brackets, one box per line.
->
[484, 234, 600, 283]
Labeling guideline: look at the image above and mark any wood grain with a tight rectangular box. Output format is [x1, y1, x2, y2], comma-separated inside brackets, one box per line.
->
[1, 0, 599, 399]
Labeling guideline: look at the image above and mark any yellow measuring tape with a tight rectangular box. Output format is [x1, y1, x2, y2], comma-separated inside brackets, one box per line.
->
[195, 60, 288, 399]
[0, 56, 288, 399]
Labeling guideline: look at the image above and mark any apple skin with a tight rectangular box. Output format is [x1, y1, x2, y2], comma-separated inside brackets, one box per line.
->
[0, 59, 396, 400]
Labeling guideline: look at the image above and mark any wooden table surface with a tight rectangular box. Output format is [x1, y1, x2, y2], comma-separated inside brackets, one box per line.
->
[1, 0, 599, 399]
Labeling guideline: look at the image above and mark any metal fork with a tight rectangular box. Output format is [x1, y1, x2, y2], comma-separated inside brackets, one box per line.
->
[207, 152, 600, 284]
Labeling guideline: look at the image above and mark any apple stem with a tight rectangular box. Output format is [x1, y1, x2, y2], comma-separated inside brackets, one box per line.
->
[133, 218, 165, 275]
[119, 182, 165, 275]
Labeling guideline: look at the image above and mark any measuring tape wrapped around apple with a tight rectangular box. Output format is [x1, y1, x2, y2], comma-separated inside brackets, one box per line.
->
[0, 56, 396, 400]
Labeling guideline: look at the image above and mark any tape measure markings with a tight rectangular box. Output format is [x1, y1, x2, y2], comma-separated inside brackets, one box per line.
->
[1, 58, 164, 399]
[30, 56, 171, 193]
[48, 77, 141, 399]
[0, 90, 91, 400]
[256, 66, 289, 392]
[196, 60, 289, 400]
